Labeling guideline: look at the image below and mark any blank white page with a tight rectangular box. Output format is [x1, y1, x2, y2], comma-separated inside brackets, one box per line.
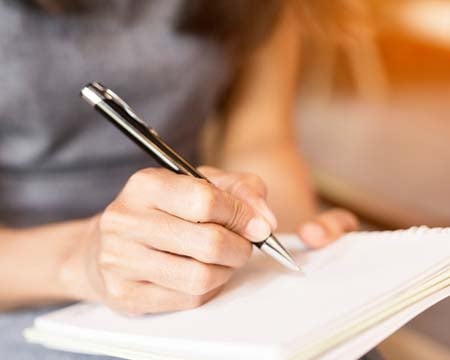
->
[28, 227, 450, 360]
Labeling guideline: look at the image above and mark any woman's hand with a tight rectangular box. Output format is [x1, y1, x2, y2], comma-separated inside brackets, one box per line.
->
[297, 208, 359, 248]
[64, 167, 276, 316]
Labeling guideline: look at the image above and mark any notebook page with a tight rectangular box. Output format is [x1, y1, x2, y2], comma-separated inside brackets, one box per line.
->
[318, 285, 450, 360]
[294, 268, 449, 359]
[28, 227, 450, 360]
[25, 286, 449, 360]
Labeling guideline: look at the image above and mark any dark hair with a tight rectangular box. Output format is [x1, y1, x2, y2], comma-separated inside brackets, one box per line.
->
[13, 0, 282, 52]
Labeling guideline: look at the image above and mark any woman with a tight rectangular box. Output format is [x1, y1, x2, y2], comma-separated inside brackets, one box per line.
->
[0, 0, 361, 358]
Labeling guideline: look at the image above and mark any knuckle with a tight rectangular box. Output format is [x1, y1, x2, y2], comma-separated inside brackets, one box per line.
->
[127, 168, 163, 189]
[202, 227, 226, 263]
[128, 169, 148, 187]
[243, 173, 267, 195]
[188, 263, 215, 295]
[97, 250, 119, 271]
[233, 176, 249, 191]
[99, 202, 128, 233]
[192, 181, 219, 221]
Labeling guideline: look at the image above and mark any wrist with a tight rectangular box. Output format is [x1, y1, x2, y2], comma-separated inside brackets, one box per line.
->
[58, 217, 98, 302]
[0, 220, 92, 308]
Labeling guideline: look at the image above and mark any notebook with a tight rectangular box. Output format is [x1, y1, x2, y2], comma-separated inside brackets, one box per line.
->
[25, 226, 450, 360]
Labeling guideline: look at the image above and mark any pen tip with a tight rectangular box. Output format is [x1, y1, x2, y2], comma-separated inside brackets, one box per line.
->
[287, 259, 304, 273]
[259, 235, 304, 273]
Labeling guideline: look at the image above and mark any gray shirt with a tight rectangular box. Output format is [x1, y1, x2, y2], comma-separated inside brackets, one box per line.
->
[0, 1, 229, 358]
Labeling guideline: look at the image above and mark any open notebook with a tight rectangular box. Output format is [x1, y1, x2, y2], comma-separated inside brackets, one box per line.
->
[25, 226, 450, 360]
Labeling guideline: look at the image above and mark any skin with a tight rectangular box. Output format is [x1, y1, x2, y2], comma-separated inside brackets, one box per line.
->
[0, 2, 358, 313]
[0, 167, 275, 313]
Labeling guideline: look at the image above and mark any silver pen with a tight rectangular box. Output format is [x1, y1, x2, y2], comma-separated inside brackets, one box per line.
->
[81, 82, 300, 272]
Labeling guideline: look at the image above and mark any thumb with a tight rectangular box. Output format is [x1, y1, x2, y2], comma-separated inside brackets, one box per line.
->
[298, 209, 359, 248]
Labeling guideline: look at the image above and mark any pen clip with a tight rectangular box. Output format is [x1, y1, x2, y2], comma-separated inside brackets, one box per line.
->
[84, 82, 159, 137]
[102, 85, 154, 132]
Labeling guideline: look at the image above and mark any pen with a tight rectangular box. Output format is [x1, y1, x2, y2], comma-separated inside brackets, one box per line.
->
[81, 82, 300, 272]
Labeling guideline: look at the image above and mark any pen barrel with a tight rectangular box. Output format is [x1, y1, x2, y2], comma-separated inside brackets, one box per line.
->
[95, 99, 207, 181]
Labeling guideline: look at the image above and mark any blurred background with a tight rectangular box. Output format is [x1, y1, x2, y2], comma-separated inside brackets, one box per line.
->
[293, 0, 450, 358]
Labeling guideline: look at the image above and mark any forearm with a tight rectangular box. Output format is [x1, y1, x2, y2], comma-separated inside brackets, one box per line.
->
[215, 1, 314, 231]
[0, 219, 87, 311]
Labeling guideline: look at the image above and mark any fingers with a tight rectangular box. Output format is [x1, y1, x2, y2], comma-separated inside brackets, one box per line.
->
[298, 208, 359, 248]
[103, 279, 222, 316]
[198, 166, 268, 198]
[199, 166, 277, 229]
[100, 241, 234, 296]
[101, 208, 252, 268]
[95, 166, 276, 315]
[154, 212, 252, 268]
[119, 168, 273, 242]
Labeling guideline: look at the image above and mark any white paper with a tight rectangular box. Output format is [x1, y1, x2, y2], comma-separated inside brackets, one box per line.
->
[25, 227, 450, 360]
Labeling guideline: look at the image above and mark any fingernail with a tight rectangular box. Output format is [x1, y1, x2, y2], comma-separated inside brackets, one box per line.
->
[246, 217, 272, 242]
[301, 223, 326, 239]
[257, 200, 278, 229]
